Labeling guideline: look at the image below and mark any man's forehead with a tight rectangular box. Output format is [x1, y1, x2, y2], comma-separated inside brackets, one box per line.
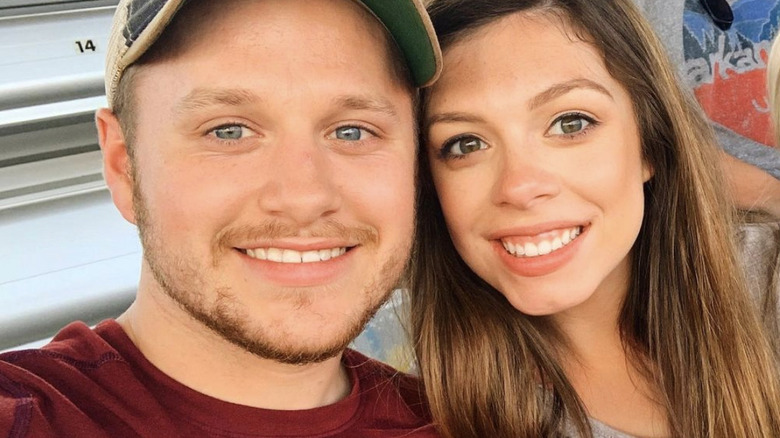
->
[121, 0, 378, 45]
[129, 0, 399, 73]
[126, 1, 415, 111]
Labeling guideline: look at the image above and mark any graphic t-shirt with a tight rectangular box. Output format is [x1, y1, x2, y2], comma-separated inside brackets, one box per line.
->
[635, 0, 780, 179]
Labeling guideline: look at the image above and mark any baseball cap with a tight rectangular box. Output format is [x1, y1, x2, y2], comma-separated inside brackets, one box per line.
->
[104, 0, 443, 109]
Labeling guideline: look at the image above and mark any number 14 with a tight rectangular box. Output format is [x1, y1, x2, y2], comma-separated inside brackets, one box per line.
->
[75, 40, 96, 53]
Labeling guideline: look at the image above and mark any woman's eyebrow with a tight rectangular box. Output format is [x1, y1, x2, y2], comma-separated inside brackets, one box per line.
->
[528, 78, 614, 110]
[425, 78, 613, 131]
[425, 112, 486, 132]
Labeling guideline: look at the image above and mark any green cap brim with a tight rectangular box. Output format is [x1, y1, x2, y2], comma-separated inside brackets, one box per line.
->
[359, 0, 442, 87]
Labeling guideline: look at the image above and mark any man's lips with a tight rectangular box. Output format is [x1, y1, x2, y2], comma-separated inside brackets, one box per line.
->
[234, 243, 358, 287]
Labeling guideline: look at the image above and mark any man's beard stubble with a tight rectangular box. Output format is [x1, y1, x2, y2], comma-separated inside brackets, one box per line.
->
[130, 168, 410, 365]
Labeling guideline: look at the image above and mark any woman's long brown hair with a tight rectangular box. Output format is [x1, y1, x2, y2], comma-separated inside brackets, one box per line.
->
[409, 0, 780, 436]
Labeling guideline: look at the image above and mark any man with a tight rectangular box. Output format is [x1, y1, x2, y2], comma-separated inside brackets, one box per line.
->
[0, 0, 441, 436]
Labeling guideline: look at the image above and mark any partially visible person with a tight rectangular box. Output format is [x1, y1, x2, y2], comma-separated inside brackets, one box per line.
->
[632, 0, 780, 218]
[756, 29, 780, 359]
[633, 0, 780, 350]
[771, 32, 780, 139]
[411, 0, 780, 437]
[0, 0, 442, 436]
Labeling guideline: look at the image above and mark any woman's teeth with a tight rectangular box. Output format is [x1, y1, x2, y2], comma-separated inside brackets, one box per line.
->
[501, 226, 581, 258]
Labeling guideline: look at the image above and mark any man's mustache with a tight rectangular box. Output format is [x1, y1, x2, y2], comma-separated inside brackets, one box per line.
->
[216, 220, 379, 247]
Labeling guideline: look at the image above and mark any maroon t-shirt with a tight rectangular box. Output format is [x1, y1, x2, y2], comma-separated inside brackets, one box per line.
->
[0, 321, 437, 437]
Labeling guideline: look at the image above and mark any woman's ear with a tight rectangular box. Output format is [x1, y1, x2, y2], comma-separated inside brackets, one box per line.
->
[642, 160, 654, 183]
[95, 108, 137, 224]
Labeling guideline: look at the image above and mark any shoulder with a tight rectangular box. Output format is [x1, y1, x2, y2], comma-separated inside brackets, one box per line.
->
[736, 218, 780, 304]
[343, 349, 436, 435]
[343, 348, 426, 401]
[0, 321, 127, 378]
[0, 321, 139, 437]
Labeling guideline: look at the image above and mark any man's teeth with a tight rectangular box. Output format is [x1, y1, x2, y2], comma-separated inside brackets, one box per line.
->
[502, 227, 581, 258]
[245, 247, 347, 263]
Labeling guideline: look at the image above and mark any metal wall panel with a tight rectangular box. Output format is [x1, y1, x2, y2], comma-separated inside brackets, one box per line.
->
[0, 2, 137, 350]
[0, 1, 117, 17]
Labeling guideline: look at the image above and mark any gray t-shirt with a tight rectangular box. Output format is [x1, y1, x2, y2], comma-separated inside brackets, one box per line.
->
[588, 419, 638, 438]
[632, 0, 780, 179]
[563, 418, 638, 437]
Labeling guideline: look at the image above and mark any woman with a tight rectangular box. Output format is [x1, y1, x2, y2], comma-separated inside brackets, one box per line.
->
[409, 0, 780, 436]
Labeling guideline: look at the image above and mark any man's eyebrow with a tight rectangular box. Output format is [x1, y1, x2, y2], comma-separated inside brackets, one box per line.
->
[174, 88, 261, 114]
[528, 78, 614, 110]
[332, 95, 398, 118]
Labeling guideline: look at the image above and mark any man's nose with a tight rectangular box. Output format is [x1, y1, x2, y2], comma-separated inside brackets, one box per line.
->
[257, 136, 342, 225]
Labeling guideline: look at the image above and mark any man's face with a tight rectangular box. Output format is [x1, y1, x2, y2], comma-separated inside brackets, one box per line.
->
[124, 0, 415, 364]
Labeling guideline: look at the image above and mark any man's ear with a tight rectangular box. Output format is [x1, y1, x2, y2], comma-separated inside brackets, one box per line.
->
[96, 108, 137, 224]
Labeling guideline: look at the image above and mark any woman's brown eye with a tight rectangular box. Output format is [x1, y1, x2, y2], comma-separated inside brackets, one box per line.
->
[548, 113, 595, 136]
[442, 136, 487, 158]
[459, 138, 484, 154]
[559, 115, 585, 134]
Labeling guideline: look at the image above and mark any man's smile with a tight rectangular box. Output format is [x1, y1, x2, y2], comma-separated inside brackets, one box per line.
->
[242, 246, 351, 263]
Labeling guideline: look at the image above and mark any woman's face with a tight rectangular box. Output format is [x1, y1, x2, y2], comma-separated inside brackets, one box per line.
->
[425, 12, 652, 317]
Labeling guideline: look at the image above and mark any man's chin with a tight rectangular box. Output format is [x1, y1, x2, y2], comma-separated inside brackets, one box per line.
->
[213, 322, 363, 365]
[197, 302, 382, 365]
[215, 287, 396, 365]
[246, 341, 348, 366]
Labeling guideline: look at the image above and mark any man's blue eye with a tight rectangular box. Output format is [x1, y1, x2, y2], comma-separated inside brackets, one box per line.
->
[334, 126, 363, 141]
[212, 125, 247, 140]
